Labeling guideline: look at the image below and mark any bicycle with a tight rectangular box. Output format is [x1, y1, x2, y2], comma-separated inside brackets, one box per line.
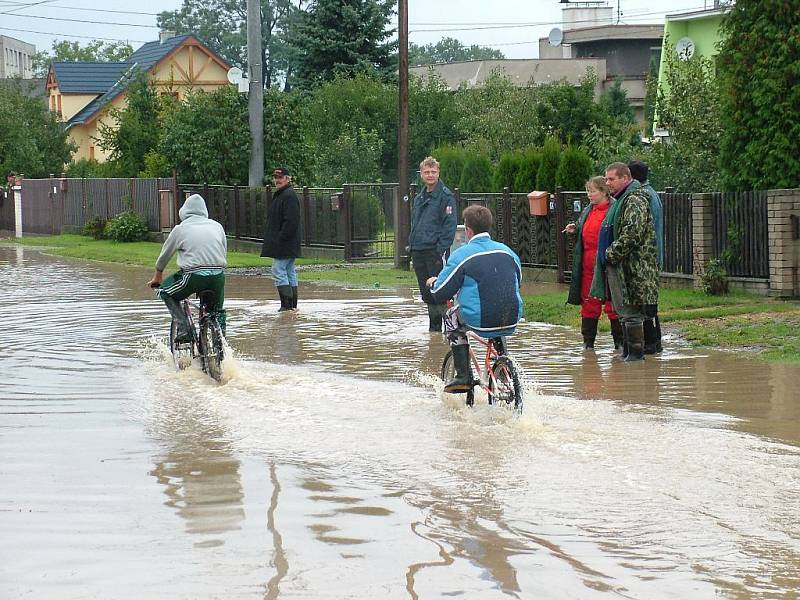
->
[167, 290, 225, 382]
[440, 332, 523, 413]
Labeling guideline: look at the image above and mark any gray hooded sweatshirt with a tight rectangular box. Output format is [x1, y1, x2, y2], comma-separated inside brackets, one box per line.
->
[155, 194, 227, 272]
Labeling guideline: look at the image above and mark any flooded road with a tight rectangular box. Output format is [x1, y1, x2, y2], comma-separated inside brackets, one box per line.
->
[2, 245, 799, 599]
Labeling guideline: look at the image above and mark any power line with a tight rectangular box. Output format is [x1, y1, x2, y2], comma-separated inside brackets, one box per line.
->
[0, 9, 157, 27]
[0, 1, 161, 15]
[409, 4, 707, 34]
[0, 24, 147, 43]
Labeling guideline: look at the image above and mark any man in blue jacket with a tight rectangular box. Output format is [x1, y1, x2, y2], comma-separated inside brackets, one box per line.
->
[427, 205, 523, 393]
[409, 156, 457, 332]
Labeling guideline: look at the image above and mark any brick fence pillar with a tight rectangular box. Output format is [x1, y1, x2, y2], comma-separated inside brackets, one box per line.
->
[767, 188, 800, 297]
[691, 192, 714, 288]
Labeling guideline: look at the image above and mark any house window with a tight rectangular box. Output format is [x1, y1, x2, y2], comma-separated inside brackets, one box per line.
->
[57, 95, 62, 114]
[89, 146, 95, 160]
[50, 95, 56, 111]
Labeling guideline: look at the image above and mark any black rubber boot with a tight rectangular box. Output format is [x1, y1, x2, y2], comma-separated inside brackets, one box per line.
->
[623, 322, 645, 362]
[581, 317, 598, 350]
[291, 286, 298, 309]
[644, 306, 663, 354]
[610, 318, 624, 351]
[444, 344, 473, 393]
[277, 285, 293, 312]
[427, 303, 443, 332]
[162, 294, 192, 342]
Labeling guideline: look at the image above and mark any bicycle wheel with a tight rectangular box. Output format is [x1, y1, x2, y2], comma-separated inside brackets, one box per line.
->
[199, 317, 224, 382]
[441, 349, 455, 382]
[169, 317, 193, 370]
[488, 355, 523, 413]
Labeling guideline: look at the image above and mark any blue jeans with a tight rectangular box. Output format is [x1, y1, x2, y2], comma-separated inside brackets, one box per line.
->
[272, 258, 297, 287]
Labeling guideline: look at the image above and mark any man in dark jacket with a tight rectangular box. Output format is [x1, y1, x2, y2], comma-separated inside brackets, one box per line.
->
[629, 160, 663, 354]
[409, 156, 457, 332]
[261, 167, 302, 311]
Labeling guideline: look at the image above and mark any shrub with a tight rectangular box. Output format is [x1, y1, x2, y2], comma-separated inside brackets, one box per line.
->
[536, 137, 561, 193]
[82, 217, 107, 240]
[350, 190, 387, 256]
[493, 151, 522, 192]
[458, 152, 493, 192]
[104, 210, 149, 242]
[556, 145, 593, 191]
[514, 148, 541, 193]
[430, 144, 468, 190]
[701, 258, 729, 296]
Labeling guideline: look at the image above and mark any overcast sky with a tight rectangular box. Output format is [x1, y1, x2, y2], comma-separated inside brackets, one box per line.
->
[1, 0, 713, 59]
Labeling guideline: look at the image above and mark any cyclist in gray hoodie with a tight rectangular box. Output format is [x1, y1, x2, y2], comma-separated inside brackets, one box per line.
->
[147, 193, 227, 342]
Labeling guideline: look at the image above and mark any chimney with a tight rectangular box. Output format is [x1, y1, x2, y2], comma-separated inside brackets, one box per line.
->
[159, 31, 176, 43]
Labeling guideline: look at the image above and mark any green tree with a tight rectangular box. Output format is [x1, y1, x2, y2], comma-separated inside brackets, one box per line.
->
[305, 72, 396, 179]
[556, 145, 593, 191]
[158, 0, 298, 89]
[409, 37, 505, 66]
[96, 74, 162, 177]
[601, 77, 635, 125]
[408, 72, 461, 177]
[288, 0, 396, 89]
[655, 39, 723, 191]
[0, 82, 75, 178]
[263, 88, 315, 184]
[453, 70, 541, 159]
[643, 54, 660, 136]
[535, 72, 604, 145]
[536, 137, 561, 193]
[160, 86, 250, 184]
[314, 127, 383, 186]
[32, 40, 133, 76]
[717, 0, 800, 190]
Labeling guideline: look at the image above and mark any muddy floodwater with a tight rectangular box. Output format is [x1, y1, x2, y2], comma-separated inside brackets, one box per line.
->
[2, 245, 799, 599]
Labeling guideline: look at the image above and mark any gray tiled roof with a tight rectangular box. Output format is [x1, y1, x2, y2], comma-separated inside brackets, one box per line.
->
[127, 34, 190, 70]
[51, 62, 131, 93]
[66, 35, 197, 128]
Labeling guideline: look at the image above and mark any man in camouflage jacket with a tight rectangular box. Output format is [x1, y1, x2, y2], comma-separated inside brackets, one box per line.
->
[589, 162, 659, 361]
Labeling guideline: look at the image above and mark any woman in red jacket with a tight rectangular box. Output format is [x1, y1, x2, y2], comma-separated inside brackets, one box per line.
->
[564, 176, 623, 350]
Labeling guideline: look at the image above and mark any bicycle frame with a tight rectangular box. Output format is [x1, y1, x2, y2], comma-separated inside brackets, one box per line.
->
[466, 331, 504, 393]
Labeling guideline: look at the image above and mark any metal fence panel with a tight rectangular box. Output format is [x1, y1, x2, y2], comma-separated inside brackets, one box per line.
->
[663, 192, 693, 275]
[712, 191, 769, 278]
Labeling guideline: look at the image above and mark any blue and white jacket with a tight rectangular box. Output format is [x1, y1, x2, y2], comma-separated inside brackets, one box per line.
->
[430, 232, 523, 338]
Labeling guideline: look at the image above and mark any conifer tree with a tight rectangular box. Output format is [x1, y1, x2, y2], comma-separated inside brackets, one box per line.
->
[717, 0, 800, 189]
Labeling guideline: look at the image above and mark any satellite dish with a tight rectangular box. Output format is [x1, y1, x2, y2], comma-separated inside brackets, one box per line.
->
[548, 27, 564, 47]
[226, 66, 243, 85]
[675, 36, 696, 61]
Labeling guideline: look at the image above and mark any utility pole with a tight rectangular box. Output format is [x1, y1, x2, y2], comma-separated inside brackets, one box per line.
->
[247, 0, 264, 187]
[395, 0, 410, 270]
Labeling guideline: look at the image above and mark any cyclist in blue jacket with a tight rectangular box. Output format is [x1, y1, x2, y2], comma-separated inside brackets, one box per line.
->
[427, 204, 523, 393]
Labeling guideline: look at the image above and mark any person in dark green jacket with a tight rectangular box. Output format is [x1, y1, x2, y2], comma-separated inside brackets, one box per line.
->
[589, 162, 659, 362]
[408, 156, 457, 332]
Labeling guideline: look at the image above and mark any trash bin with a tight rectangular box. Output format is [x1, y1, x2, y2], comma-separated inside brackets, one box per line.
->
[527, 191, 549, 216]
